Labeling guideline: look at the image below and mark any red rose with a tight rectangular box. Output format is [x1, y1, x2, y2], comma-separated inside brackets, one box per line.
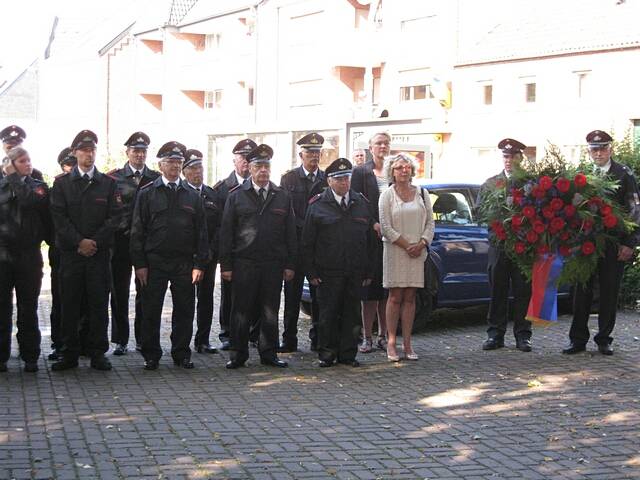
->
[574, 173, 587, 187]
[533, 220, 546, 234]
[537, 244, 550, 254]
[588, 196, 603, 207]
[556, 177, 571, 193]
[532, 186, 546, 199]
[559, 245, 571, 257]
[581, 241, 595, 255]
[495, 229, 507, 240]
[514, 242, 526, 254]
[490, 220, 503, 231]
[495, 179, 505, 188]
[583, 220, 593, 231]
[526, 231, 539, 244]
[563, 204, 576, 217]
[603, 215, 618, 228]
[522, 206, 536, 218]
[511, 215, 523, 227]
[539, 176, 553, 190]
[560, 231, 570, 241]
[550, 198, 564, 211]
[600, 204, 612, 216]
[542, 206, 555, 219]
[550, 217, 566, 232]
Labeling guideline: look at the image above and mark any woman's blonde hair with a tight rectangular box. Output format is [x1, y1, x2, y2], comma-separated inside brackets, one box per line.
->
[384, 153, 417, 184]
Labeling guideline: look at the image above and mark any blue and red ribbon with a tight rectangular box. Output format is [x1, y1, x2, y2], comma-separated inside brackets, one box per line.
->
[526, 253, 564, 324]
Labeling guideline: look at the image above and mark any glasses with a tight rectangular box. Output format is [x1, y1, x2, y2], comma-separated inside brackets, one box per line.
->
[393, 165, 411, 171]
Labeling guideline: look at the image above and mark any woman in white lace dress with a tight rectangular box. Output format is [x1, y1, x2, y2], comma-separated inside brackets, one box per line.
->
[378, 154, 434, 361]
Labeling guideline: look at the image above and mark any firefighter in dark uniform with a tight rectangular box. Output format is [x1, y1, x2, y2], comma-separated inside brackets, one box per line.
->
[130, 141, 209, 370]
[302, 158, 377, 367]
[48, 148, 78, 361]
[182, 149, 221, 354]
[49, 130, 123, 371]
[107, 132, 160, 356]
[0, 147, 52, 373]
[479, 138, 532, 352]
[563, 130, 640, 356]
[212, 138, 257, 350]
[220, 144, 297, 369]
[1, 125, 44, 181]
[278, 132, 327, 352]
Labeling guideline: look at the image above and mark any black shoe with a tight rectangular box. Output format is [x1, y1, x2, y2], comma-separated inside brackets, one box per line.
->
[90, 356, 112, 371]
[249, 341, 259, 349]
[113, 344, 128, 356]
[47, 350, 59, 361]
[339, 359, 360, 367]
[144, 359, 159, 370]
[0, 362, 7, 372]
[278, 342, 297, 353]
[260, 357, 288, 368]
[225, 359, 246, 369]
[482, 337, 505, 350]
[51, 358, 79, 371]
[562, 343, 586, 354]
[220, 340, 231, 351]
[516, 339, 532, 352]
[319, 359, 334, 368]
[597, 344, 614, 356]
[196, 344, 218, 354]
[24, 362, 39, 373]
[310, 343, 318, 352]
[174, 358, 195, 369]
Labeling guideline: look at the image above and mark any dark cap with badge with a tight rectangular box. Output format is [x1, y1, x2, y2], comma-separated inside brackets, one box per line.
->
[183, 149, 204, 169]
[246, 144, 273, 163]
[1, 125, 26, 146]
[326, 158, 352, 178]
[124, 131, 150, 149]
[157, 141, 186, 160]
[71, 130, 98, 150]
[57, 147, 77, 166]
[297, 132, 324, 151]
[232, 138, 258, 155]
[586, 130, 612, 147]
[498, 138, 526, 154]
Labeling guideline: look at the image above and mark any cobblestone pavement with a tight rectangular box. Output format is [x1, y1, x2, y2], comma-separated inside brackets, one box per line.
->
[1, 282, 640, 479]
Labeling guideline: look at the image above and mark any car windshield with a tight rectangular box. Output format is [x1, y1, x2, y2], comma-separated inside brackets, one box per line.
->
[427, 188, 477, 226]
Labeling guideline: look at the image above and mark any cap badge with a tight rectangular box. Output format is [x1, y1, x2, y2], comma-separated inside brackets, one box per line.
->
[172, 146, 180, 153]
[310, 136, 319, 144]
[137, 137, 144, 143]
[593, 135, 602, 141]
[339, 164, 347, 170]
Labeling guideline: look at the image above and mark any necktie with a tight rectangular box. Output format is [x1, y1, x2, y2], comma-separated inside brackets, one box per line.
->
[133, 171, 142, 185]
[340, 197, 347, 211]
[168, 182, 177, 191]
[82, 173, 90, 183]
[307, 172, 315, 183]
[258, 187, 266, 202]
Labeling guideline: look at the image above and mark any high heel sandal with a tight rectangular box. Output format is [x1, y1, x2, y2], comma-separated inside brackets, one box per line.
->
[387, 346, 400, 362]
[403, 349, 419, 361]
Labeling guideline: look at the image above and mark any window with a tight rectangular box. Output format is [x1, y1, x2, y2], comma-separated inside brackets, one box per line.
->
[205, 90, 222, 109]
[483, 84, 493, 105]
[429, 189, 475, 225]
[205, 33, 221, 50]
[248, 87, 254, 106]
[575, 70, 590, 99]
[525, 82, 536, 103]
[400, 85, 431, 102]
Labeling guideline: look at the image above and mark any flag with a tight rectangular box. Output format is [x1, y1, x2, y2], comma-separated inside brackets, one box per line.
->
[526, 253, 564, 324]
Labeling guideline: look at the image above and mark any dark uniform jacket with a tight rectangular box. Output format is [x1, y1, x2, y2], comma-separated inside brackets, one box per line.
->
[212, 170, 246, 208]
[219, 181, 297, 272]
[351, 159, 383, 222]
[186, 183, 222, 261]
[302, 188, 377, 280]
[605, 160, 640, 248]
[477, 171, 508, 245]
[50, 167, 123, 252]
[0, 173, 52, 261]
[280, 166, 327, 231]
[107, 163, 160, 236]
[129, 177, 209, 270]
[0, 161, 44, 181]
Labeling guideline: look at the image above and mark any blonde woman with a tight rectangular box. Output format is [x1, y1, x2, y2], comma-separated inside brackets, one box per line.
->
[378, 154, 434, 361]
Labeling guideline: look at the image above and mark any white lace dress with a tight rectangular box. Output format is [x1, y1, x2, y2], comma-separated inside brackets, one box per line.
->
[379, 186, 435, 288]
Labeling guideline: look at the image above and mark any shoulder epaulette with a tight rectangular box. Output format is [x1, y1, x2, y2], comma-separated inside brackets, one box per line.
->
[229, 184, 242, 194]
[106, 168, 119, 175]
[356, 191, 370, 203]
[139, 181, 153, 191]
[212, 179, 224, 190]
[308, 193, 322, 205]
[55, 172, 69, 179]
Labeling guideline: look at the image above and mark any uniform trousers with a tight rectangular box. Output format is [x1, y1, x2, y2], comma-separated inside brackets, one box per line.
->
[571, 242, 624, 347]
[0, 249, 43, 363]
[218, 276, 231, 342]
[229, 259, 283, 363]
[486, 246, 532, 340]
[48, 247, 62, 350]
[194, 258, 216, 347]
[282, 267, 319, 348]
[141, 255, 194, 362]
[316, 274, 361, 363]
[59, 250, 110, 359]
[110, 239, 144, 346]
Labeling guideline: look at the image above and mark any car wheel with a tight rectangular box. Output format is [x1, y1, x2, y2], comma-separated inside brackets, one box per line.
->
[300, 301, 312, 317]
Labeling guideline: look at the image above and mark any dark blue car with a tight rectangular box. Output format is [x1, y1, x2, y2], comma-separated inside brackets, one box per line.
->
[300, 182, 569, 326]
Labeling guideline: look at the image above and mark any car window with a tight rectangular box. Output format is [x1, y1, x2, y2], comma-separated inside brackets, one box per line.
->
[428, 188, 477, 226]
